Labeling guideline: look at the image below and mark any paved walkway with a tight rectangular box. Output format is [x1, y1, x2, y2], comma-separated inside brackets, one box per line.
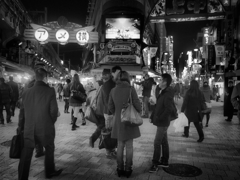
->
[0, 99, 240, 180]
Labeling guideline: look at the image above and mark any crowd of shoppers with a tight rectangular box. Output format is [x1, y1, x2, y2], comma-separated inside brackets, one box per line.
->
[4, 63, 238, 180]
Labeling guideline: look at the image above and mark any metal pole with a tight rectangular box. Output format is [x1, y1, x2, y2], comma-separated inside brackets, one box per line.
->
[44, 7, 47, 23]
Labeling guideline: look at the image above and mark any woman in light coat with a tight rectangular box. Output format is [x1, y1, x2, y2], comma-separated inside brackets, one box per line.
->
[108, 71, 141, 178]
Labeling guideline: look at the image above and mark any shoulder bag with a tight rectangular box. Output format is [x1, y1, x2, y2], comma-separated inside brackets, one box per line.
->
[9, 132, 24, 159]
[72, 85, 87, 103]
[121, 87, 143, 127]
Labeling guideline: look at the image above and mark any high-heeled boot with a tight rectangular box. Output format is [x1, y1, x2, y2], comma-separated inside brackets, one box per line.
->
[116, 168, 125, 177]
[72, 118, 79, 130]
[125, 168, 133, 178]
[182, 126, 189, 137]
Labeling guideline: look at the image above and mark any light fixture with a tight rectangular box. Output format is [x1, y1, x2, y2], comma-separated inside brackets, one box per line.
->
[194, 49, 198, 52]
[41, 58, 43, 60]
[18, 42, 23, 46]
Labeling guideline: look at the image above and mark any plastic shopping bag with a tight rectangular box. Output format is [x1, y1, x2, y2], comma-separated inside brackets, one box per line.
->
[173, 113, 188, 133]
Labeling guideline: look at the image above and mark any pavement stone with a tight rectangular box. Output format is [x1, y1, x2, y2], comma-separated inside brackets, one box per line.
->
[0, 99, 240, 180]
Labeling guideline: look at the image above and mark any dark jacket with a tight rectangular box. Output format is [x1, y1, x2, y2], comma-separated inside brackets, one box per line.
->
[7, 81, 19, 101]
[69, 82, 86, 107]
[136, 78, 153, 97]
[181, 90, 205, 122]
[20, 81, 58, 148]
[108, 82, 141, 141]
[151, 87, 174, 127]
[101, 78, 115, 114]
[0, 83, 12, 104]
[63, 83, 71, 98]
[200, 85, 212, 103]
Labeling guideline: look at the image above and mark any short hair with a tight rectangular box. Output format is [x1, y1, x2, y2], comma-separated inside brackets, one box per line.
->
[9, 76, 13, 81]
[161, 73, 172, 87]
[117, 71, 130, 84]
[112, 66, 122, 73]
[35, 68, 47, 81]
[66, 79, 71, 84]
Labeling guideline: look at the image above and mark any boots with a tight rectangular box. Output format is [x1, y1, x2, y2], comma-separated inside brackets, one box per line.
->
[182, 126, 189, 137]
[72, 118, 79, 131]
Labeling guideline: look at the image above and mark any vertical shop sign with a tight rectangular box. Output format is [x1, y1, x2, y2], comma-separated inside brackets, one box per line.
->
[225, 13, 234, 50]
[208, 45, 216, 73]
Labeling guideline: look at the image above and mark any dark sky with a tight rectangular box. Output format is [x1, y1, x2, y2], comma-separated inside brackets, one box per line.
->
[165, 20, 211, 76]
[20, 0, 89, 68]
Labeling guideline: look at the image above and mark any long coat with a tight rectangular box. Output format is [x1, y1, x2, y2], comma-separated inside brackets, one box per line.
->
[181, 90, 205, 123]
[21, 81, 58, 148]
[108, 82, 141, 141]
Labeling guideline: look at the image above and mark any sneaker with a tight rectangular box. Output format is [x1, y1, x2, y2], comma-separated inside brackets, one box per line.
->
[158, 161, 169, 168]
[106, 151, 117, 159]
[149, 165, 158, 173]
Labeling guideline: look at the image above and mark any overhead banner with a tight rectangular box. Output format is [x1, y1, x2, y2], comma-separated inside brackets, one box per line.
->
[149, 0, 225, 23]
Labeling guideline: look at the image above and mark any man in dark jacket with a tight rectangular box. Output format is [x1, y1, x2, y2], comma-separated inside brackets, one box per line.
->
[149, 73, 173, 173]
[89, 69, 117, 158]
[225, 80, 234, 121]
[18, 67, 62, 180]
[0, 77, 12, 124]
[134, 74, 154, 118]
[7, 76, 19, 117]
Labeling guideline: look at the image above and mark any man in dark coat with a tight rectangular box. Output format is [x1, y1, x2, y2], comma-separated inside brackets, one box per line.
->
[134, 74, 154, 118]
[89, 69, 117, 158]
[0, 77, 12, 124]
[149, 74, 174, 173]
[7, 76, 19, 116]
[225, 81, 234, 121]
[18, 67, 62, 180]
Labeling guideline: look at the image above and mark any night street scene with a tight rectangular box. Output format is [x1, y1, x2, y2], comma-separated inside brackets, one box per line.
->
[0, 0, 240, 180]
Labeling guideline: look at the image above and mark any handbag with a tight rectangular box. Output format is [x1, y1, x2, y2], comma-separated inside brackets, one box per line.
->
[121, 87, 143, 127]
[99, 130, 117, 150]
[85, 106, 98, 124]
[9, 132, 23, 159]
[72, 85, 87, 103]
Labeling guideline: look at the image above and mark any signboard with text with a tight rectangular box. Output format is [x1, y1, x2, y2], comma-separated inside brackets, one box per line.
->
[150, 0, 225, 23]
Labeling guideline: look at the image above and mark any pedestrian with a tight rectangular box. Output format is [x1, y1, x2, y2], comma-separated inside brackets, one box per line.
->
[18, 67, 62, 180]
[69, 74, 86, 130]
[200, 81, 212, 127]
[231, 82, 240, 124]
[225, 81, 234, 121]
[17, 77, 45, 158]
[7, 76, 19, 116]
[57, 83, 63, 101]
[111, 65, 122, 82]
[89, 69, 117, 159]
[134, 73, 154, 118]
[108, 71, 141, 178]
[216, 85, 220, 102]
[0, 77, 12, 124]
[149, 74, 174, 173]
[181, 80, 205, 142]
[174, 82, 180, 102]
[63, 79, 71, 113]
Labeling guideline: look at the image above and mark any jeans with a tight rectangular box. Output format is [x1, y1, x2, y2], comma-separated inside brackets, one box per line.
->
[202, 112, 210, 124]
[0, 102, 11, 122]
[117, 139, 133, 170]
[18, 139, 55, 180]
[152, 126, 169, 165]
[143, 96, 149, 116]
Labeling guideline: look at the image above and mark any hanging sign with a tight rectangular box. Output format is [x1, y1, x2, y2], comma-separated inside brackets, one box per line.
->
[56, 29, 69, 45]
[34, 28, 49, 44]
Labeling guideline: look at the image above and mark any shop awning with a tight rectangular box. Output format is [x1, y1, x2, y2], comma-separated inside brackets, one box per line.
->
[1, 59, 34, 75]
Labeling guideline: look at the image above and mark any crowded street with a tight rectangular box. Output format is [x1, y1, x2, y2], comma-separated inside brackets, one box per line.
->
[1, 99, 240, 180]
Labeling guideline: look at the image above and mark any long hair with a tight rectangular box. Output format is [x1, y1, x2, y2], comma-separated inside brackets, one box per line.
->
[187, 80, 200, 97]
[70, 74, 81, 90]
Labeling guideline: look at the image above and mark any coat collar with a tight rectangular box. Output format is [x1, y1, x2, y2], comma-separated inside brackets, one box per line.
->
[34, 81, 49, 87]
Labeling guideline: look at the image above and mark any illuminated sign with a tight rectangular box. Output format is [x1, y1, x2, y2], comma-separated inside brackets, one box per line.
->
[34, 28, 49, 44]
[55, 29, 69, 45]
[76, 30, 89, 45]
[149, 0, 225, 22]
